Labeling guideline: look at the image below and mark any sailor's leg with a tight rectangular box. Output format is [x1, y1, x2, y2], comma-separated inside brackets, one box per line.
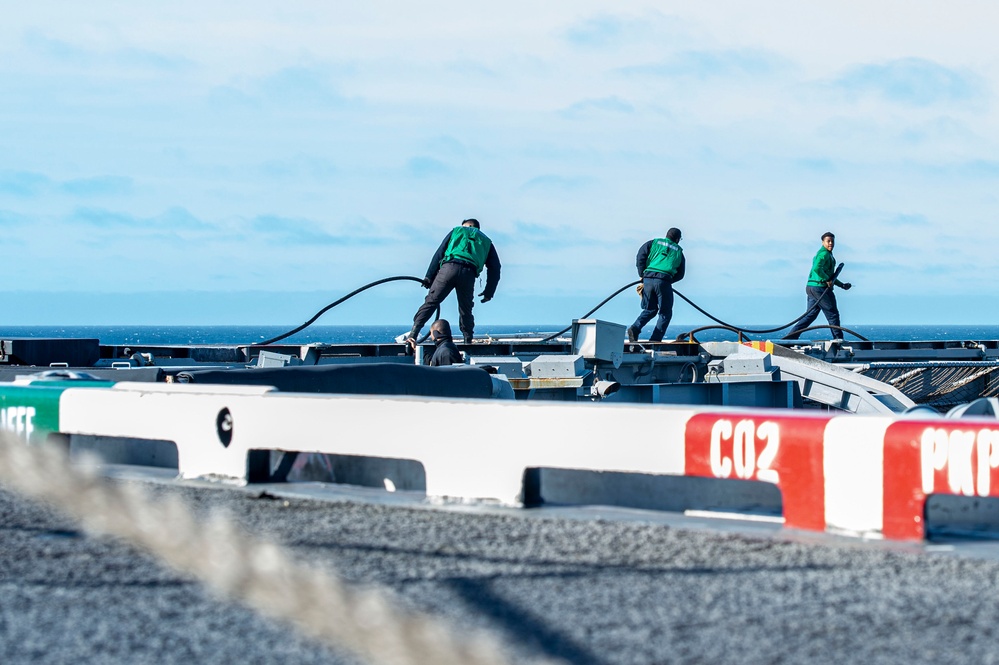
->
[786, 286, 822, 339]
[630, 278, 660, 337]
[454, 267, 476, 341]
[819, 290, 841, 330]
[411, 264, 458, 336]
[649, 283, 674, 342]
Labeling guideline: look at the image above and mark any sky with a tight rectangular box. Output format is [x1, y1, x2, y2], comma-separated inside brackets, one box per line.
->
[2, 1, 999, 327]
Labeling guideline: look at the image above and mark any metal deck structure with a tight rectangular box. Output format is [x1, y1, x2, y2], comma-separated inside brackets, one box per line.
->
[3, 320, 999, 414]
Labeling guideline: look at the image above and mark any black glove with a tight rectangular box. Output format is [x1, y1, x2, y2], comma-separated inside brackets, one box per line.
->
[842, 283, 852, 290]
[421, 278, 431, 289]
[478, 292, 492, 304]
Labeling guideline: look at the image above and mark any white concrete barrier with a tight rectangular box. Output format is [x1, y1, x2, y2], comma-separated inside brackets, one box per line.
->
[59, 382, 691, 503]
[53, 382, 999, 541]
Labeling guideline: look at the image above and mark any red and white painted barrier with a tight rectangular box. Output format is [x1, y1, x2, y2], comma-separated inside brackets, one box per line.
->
[50, 382, 999, 541]
[882, 420, 999, 540]
[684, 412, 833, 532]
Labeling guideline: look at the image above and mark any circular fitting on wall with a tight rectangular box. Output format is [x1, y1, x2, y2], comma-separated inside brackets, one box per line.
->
[216, 408, 233, 447]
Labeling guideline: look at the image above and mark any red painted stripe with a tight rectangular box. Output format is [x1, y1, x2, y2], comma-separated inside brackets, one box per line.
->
[684, 413, 831, 531]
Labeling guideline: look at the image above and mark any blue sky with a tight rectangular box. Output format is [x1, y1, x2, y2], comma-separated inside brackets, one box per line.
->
[2, 2, 998, 327]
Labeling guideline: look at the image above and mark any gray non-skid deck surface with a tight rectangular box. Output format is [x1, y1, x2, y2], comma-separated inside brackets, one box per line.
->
[3, 482, 999, 665]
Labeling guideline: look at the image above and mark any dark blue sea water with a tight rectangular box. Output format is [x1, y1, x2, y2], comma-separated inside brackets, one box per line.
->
[3, 324, 999, 345]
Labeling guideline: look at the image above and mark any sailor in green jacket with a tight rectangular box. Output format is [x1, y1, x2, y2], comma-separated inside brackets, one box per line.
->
[627, 227, 685, 343]
[785, 232, 853, 340]
[408, 219, 501, 344]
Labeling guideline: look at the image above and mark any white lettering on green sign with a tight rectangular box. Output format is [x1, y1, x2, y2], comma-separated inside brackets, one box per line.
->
[1, 405, 36, 442]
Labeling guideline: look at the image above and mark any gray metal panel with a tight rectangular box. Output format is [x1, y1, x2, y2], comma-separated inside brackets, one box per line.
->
[604, 381, 800, 409]
[571, 319, 626, 364]
[528, 354, 585, 378]
[722, 349, 773, 375]
[256, 350, 302, 367]
[715, 371, 779, 383]
[769, 343, 915, 414]
[470, 356, 526, 378]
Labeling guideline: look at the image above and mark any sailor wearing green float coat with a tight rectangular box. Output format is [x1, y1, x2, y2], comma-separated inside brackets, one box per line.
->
[408, 219, 501, 344]
[627, 227, 686, 343]
[785, 231, 853, 340]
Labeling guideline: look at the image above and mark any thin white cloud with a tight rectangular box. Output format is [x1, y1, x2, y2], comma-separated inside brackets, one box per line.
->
[0, 171, 50, 197]
[0, 210, 30, 226]
[560, 96, 635, 118]
[0, 172, 133, 199]
[520, 174, 597, 192]
[562, 10, 697, 50]
[489, 220, 603, 248]
[257, 156, 337, 181]
[422, 135, 469, 158]
[406, 156, 454, 178]
[791, 207, 872, 221]
[887, 213, 930, 227]
[22, 29, 82, 60]
[257, 65, 349, 107]
[247, 215, 392, 247]
[68, 206, 216, 233]
[831, 57, 985, 107]
[617, 48, 792, 81]
[61, 176, 133, 197]
[23, 28, 194, 72]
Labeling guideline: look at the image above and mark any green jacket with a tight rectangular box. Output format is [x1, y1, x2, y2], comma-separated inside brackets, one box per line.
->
[425, 226, 502, 299]
[640, 237, 684, 278]
[806, 247, 845, 288]
[442, 226, 492, 275]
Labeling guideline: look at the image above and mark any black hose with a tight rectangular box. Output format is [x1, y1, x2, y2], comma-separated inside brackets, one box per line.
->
[782, 324, 869, 342]
[674, 325, 755, 343]
[256, 267, 850, 348]
[253, 276, 436, 346]
[675, 263, 845, 336]
[543, 264, 848, 343]
[673, 323, 868, 343]
[540, 281, 641, 342]
[672, 288, 822, 336]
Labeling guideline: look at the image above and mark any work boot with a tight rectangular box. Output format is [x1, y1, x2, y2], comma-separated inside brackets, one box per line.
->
[627, 327, 638, 343]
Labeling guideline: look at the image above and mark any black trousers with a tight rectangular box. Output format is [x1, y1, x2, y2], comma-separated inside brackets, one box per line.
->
[787, 285, 840, 338]
[412, 261, 476, 339]
[631, 277, 675, 342]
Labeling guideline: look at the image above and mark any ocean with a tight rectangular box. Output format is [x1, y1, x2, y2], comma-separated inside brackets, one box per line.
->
[3, 324, 999, 345]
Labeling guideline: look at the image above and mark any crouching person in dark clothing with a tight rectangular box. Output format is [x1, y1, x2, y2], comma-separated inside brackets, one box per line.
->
[406, 319, 464, 366]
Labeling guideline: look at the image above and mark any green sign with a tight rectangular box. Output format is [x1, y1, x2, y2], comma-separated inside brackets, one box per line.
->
[0, 381, 114, 445]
